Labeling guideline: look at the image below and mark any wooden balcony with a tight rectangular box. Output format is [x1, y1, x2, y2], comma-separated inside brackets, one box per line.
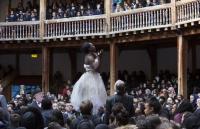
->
[0, 0, 200, 41]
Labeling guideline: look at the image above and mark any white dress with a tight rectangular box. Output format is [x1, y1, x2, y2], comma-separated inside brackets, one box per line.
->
[70, 59, 107, 114]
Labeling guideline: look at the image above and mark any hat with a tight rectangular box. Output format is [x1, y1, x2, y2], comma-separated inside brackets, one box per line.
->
[32, 87, 42, 96]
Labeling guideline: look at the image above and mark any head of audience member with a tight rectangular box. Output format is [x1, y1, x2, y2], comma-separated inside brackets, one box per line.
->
[21, 107, 44, 129]
[144, 97, 161, 116]
[42, 98, 52, 110]
[80, 100, 93, 116]
[115, 80, 126, 95]
[33, 87, 43, 103]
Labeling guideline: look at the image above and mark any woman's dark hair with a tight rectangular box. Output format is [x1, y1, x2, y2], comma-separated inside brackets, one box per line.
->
[80, 100, 93, 115]
[42, 98, 52, 110]
[21, 107, 44, 129]
[175, 100, 194, 114]
[50, 110, 64, 127]
[81, 42, 92, 54]
[146, 97, 161, 114]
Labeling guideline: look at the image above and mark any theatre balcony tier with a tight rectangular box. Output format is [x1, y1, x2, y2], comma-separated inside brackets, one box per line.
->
[0, 0, 200, 42]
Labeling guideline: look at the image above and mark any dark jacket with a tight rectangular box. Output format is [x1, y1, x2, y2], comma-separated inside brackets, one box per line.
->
[105, 94, 134, 124]
[29, 100, 42, 112]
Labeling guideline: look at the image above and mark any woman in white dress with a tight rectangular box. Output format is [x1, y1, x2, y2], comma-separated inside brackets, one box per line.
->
[70, 42, 107, 114]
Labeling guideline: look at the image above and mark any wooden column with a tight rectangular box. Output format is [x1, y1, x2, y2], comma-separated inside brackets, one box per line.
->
[171, 0, 176, 29]
[68, 49, 77, 83]
[191, 44, 196, 73]
[42, 46, 50, 93]
[147, 46, 157, 79]
[39, 0, 46, 39]
[177, 35, 188, 98]
[110, 42, 118, 95]
[104, 0, 111, 33]
[8, 0, 12, 12]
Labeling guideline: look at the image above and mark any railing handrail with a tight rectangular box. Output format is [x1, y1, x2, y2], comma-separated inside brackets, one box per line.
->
[45, 14, 107, 24]
[0, 21, 40, 26]
[111, 3, 172, 17]
[176, 0, 198, 6]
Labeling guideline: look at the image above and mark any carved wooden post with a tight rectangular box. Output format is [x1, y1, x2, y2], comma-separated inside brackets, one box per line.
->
[42, 46, 50, 93]
[147, 46, 157, 80]
[177, 35, 188, 98]
[40, 0, 46, 39]
[110, 41, 118, 95]
[68, 49, 77, 83]
[171, 0, 176, 29]
[191, 44, 196, 74]
[105, 0, 111, 33]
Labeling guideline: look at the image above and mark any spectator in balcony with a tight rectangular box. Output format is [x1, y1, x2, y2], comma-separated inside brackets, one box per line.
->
[124, 1, 131, 11]
[152, 0, 159, 6]
[57, 8, 64, 19]
[70, 3, 77, 17]
[80, 5, 86, 16]
[31, 11, 37, 21]
[131, 0, 138, 9]
[85, 4, 93, 16]
[146, 0, 154, 6]
[24, 11, 31, 21]
[52, 12, 57, 19]
[9, 10, 17, 22]
[64, 9, 71, 18]
[17, 10, 24, 22]
[95, 4, 103, 15]
[47, 8, 53, 19]
[115, 3, 124, 12]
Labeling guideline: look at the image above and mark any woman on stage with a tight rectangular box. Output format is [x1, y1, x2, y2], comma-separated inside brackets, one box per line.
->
[70, 42, 107, 114]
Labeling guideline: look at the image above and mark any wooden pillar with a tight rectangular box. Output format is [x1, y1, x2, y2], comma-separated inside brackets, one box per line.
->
[177, 35, 188, 98]
[147, 46, 157, 79]
[104, 0, 111, 33]
[39, 0, 46, 39]
[191, 44, 196, 74]
[8, 0, 11, 12]
[68, 49, 77, 83]
[42, 46, 50, 93]
[171, 0, 176, 29]
[110, 42, 118, 95]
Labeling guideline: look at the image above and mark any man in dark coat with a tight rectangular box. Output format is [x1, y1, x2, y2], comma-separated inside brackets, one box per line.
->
[29, 87, 44, 112]
[105, 80, 134, 124]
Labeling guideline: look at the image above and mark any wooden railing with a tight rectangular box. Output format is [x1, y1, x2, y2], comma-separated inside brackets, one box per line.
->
[176, 0, 200, 25]
[110, 4, 172, 33]
[44, 15, 107, 39]
[0, 21, 40, 41]
[0, 0, 200, 41]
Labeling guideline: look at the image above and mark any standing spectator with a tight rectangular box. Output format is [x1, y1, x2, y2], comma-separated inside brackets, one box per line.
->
[94, 4, 103, 15]
[106, 80, 134, 124]
[29, 88, 44, 111]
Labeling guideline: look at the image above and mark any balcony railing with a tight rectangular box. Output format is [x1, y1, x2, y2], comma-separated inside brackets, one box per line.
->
[44, 15, 107, 39]
[0, 0, 199, 41]
[0, 21, 39, 41]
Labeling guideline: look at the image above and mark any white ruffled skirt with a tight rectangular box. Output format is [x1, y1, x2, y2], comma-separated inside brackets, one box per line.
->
[70, 71, 107, 114]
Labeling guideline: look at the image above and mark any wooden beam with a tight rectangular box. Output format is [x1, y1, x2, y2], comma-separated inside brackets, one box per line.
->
[42, 46, 50, 93]
[177, 35, 188, 98]
[110, 41, 118, 95]
[39, 0, 46, 39]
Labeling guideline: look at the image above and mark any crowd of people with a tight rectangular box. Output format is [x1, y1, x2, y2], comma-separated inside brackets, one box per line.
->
[5, 1, 39, 22]
[46, 0, 104, 19]
[5, 0, 172, 22]
[0, 68, 200, 129]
